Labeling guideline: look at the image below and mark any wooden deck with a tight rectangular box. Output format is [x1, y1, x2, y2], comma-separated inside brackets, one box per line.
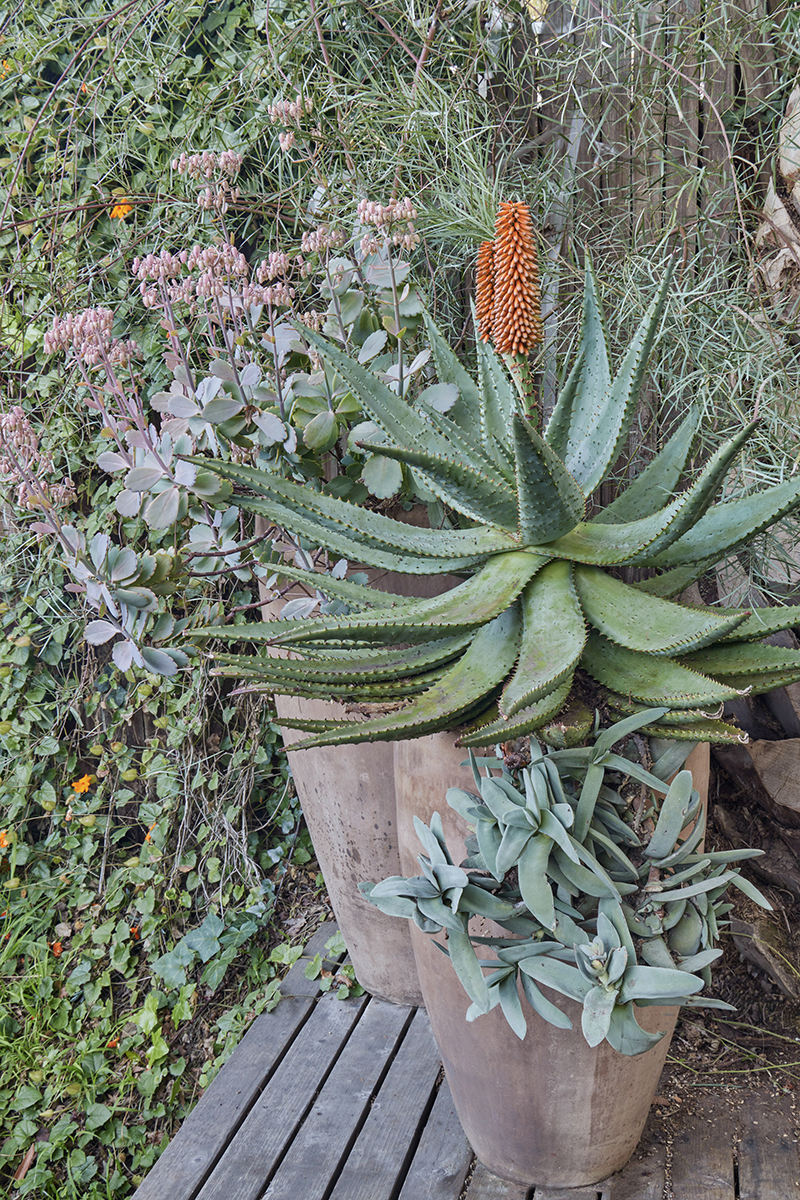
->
[132, 924, 800, 1200]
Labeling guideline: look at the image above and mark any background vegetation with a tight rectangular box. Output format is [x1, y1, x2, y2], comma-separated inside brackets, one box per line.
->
[1, 0, 800, 1194]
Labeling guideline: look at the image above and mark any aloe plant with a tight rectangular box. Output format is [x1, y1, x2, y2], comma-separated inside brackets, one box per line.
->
[192, 254, 800, 748]
[362, 711, 769, 1055]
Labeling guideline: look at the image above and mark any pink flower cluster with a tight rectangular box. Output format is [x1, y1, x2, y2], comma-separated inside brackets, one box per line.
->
[43, 307, 139, 368]
[300, 227, 345, 255]
[0, 405, 74, 508]
[357, 197, 420, 256]
[133, 241, 296, 312]
[171, 150, 243, 179]
[267, 95, 313, 152]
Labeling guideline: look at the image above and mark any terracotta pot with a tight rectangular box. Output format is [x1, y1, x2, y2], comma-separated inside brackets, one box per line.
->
[257, 514, 459, 1006]
[394, 732, 706, 1187]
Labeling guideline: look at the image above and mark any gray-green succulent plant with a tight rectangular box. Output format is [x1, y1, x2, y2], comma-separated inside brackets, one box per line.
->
[192, 258, 800, 748]
[362, 710, 769, 1055]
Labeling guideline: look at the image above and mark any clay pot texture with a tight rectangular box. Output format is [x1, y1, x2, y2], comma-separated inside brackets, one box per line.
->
[394, 732, 704, 1187]
[258, 514, 459, 1006]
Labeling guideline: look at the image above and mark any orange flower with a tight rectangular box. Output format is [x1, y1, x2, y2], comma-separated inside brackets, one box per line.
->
[51, 941, 63, 957]
[0, 830, 8, 849]
[130, 925, 140, 940]
[144, 822, 156, 844]
[491, 201, 543, 357]
[1, 61, 10, 79]
[109, 200, 133, 220]
[72, 775, 92, 793]
[475, 240, 495, 344]
[107, 1037, 119, 1049]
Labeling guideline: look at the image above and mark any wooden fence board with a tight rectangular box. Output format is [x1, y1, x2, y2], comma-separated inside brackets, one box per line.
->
[327, 1008, 442, 1200]
[738, 1093, 800, 1199]
[196, 989, 369, 1200]
[131, 922, 342, 1200]
[396, 1079, 473, 1200]
[261, 998, 414, 1200]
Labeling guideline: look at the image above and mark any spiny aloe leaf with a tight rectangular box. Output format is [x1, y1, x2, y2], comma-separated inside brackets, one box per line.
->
[261, 550, 546, 647]
[299, 326, 507, 487]
[564, 262, 675, 494]
[357, 440, 519, 529]
[457, 678, 573, 747]
[546, 257, 611, 463]
[421, 309, 482, 428]
[211, 635, 472, 681]
[232, 669, 446, 701]
[189, 457, 518, 564]
[502, 561, 585, 717]
[263, 562, 409, 608]
[680, 642, 800, 690]
[513, 415, 586, 543]
[643, 472, 800, 568]
[573, 564, 748, 655]
[722, 604, 800, 642]
[282, 606, 522, 749]
[544, 345, 587, 462]
[580, 634, 745, 708]
[633, 559, 718, 598]
[624, 421, 759, 562]
[475, 324, 517, 463]
[594, 408, 700, 525]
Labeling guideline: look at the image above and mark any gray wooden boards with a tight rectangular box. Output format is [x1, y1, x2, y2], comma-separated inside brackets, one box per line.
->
[131, 921, 343, 1200]
[738, 1093, 800, 1200]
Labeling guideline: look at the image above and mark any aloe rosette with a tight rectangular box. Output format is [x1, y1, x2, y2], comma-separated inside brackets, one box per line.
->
[192, 258, 800, 748]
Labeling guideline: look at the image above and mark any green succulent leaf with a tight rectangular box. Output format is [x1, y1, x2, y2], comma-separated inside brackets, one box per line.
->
[595, 409, 700, 525]
[582, 985, 619, 1047]
[606, 1002, 668, 1056]
[513, 415, 586, 543]
[581, 634, 745, 708]
[501, 561, 585, 717]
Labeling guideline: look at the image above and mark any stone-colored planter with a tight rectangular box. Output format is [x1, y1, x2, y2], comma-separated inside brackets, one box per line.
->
[258, 515, 458, 1006]
[394, 731, 706, 1187]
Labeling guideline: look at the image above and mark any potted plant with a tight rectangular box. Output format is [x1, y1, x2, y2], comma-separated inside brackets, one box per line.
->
[192, 202, 800, 1000]
[362, 709, 770, 1187]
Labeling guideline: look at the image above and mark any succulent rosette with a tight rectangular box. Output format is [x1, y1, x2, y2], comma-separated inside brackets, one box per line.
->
[192, 209, 800, 749]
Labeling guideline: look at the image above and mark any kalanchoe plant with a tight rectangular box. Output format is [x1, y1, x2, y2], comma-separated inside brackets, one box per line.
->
[193, 216, 800, 746]
[362, 710, 770, 1056]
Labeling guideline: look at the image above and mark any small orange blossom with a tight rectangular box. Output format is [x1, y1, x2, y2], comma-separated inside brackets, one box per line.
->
[72, 775, 92, 793]
[110, 200, 133, 219]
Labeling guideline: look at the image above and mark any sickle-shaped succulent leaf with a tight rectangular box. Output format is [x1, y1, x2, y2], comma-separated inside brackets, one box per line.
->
[281, 606, 521, 749]
[722, 604, 800, 641]
[546, 257, 611, 462]
[633, 559, 719, 599]
[518, 955, 592, 1003]
[357, 440, 518, 529]
[624, 422, 760, 562]
[594, 409, 700, 525]
[606, 1002, 668, 1056]
[421, 309, 482, 427]
[643, 472, 800, 568]
[574, 564, 748, 655]
[193, 457, 517, 566]
[262, 562, 410, 608]
[300, 327, 507, 486]
[513, 415, 586, 543]
[564, 263, 675, 494]
[211, 635, 472, 682]
[544, 346, 587, 462]
[645, 771, 695, 859]
[519, 972, 574, 1029]
[457, 678, 573, 747]
[604, 697, 746, 743]
[581, 634, 744, 708]
[680, 642, 800, 691]
[582, 985, 618, 1047]
[475, 325, 516, 463]
[501, 562, 585, 717]
[261, 551, 545, 647]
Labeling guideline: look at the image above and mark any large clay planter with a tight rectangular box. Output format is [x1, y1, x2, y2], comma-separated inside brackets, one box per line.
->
[394, 732, 707, 1186]
[258, 514, 459, 1006]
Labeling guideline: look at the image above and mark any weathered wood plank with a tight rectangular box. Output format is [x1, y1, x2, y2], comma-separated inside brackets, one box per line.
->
[328, 1008, 441, 1200]
[465, 1162, 529, 1200]
[533, 1185, 607, 1199]
[131, 921, 342, 1200]
[611, 1110, 667, 1200]
[396, 1080, 473, 1200]
[262, 998, 414, 1200]
[738, 1093, 800, 1199]
[195, 988, 370, 1200]
[671, 1093, 736, 1200]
